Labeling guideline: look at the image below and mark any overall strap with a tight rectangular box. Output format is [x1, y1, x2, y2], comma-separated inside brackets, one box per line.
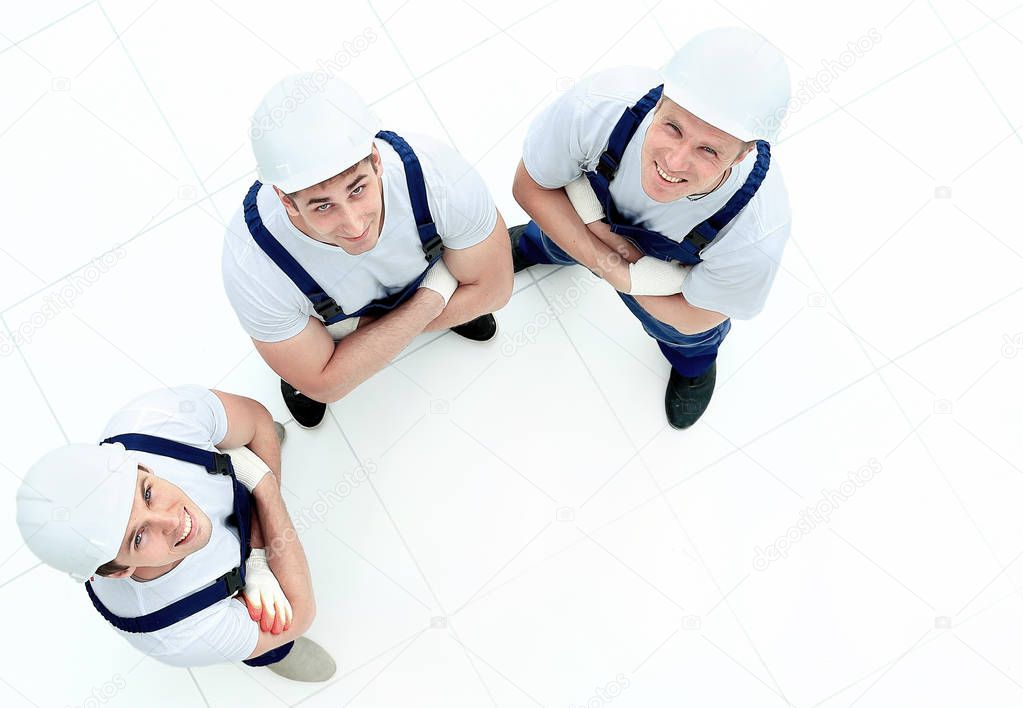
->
[683, 140, 772, 256]
[375, 130, 443, 263]
[595, 84, 664, 182]
[243, 180, 345, 322]
[84, 434, 250, 634]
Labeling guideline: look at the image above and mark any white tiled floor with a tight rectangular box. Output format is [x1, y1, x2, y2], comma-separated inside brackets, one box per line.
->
[2, 1, 1022, 706]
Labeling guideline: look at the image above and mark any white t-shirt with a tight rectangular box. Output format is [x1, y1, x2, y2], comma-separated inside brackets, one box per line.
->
[88, 386, 259, 667]
[522, 66, 792, 320]
[222, 132, 498, 343]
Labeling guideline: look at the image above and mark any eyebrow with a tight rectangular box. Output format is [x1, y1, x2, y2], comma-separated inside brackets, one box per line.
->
[122, 475, 148, 554]
[664, 115, 727, 152]
[304, 175, 367, 206]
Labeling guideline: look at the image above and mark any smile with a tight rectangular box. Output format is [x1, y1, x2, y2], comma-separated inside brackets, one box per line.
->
[175, 508, 194, 547]
[654, 161, 687, 184]
[343, 226, 370, 242]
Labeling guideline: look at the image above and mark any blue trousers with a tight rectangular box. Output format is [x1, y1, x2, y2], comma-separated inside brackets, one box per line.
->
[518, 222, 728, 377]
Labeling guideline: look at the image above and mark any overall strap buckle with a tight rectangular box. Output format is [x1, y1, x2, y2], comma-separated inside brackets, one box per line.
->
[219, 566, 244, 596]
[314, 298, 344, 322]
[209, 452, 233, 476]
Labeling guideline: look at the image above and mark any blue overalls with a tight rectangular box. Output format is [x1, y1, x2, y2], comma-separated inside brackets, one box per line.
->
[84, 434, 293, 668]
[517, 85, 772, 377]
[243, 130, 444, 325]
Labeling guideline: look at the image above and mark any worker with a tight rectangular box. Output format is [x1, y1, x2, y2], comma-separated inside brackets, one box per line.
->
[223, 74, 513, 428]
[510, 27, 792, 428]
[15, 386, 335, 681]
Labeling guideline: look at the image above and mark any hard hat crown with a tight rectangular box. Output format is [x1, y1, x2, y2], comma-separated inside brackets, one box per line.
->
[250, 73, 381, 194]
[16, 443, 138, 582]
[661, 27, 791, 142]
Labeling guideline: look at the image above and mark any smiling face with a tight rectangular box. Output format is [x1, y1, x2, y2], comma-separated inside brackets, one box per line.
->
[276, 146, 385, 256]
[108, 466, 212, 578]
[640, 97, 754, 203]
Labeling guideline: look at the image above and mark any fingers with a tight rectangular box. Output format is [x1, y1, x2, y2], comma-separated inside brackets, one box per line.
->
[244, 593, 262, 622]
[259, 591, 277, 633]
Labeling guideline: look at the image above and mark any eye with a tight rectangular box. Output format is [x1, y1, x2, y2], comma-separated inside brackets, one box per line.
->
[351, 185, 365, 197]
[315, 203, 332, 212]
[702, 147, 718, 157]
[666, 122, 682, 136]
[143, 485, 152, 506]
[134, 528, 144, 549]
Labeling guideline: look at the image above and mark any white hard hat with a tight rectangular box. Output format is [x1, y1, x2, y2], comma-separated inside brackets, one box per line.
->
[249, 73, 381, 194]
[660, 27, 792, 143]
[16, 443, 138, 582]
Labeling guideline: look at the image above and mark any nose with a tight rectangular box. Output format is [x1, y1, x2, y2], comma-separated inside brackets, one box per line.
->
[153, 508, 181, 537]
[334, 204, 366, 237]
[662, 144, 695, 174]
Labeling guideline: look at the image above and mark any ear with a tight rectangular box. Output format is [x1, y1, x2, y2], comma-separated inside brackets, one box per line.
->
[105, 566, 137, 579]
[733, 142, 755, 166]
[273, 185, 301, 217]
[370, 144, 383, 175]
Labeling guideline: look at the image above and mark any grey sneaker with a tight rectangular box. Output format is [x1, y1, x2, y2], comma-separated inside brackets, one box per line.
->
[265, 637, 336, 682]
[273, 421, 287, 445]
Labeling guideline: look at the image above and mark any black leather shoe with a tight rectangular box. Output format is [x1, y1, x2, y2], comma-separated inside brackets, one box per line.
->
[450, 314, 497, 342]
[508, 224, 535, 273]
[665, 362, 716, 429]
[280, 379, 326, 428]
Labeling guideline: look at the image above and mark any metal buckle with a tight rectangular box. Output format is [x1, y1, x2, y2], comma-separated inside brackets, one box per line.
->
[220, 566, 244, 596]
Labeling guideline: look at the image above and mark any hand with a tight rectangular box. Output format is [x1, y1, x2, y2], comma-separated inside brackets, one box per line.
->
[587, 221, 643, 264]
[221, 445, 271, 492]
[418, 259, 459, 305]
[242, 549, 293, 634]
[626, 256, 691, 296]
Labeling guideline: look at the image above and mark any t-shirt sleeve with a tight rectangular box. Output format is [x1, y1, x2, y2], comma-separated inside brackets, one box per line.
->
[425, 142, 498, 251]
[682, 222, 790, 320]
[221, 227, 311, 344]
[138, 599, 260, 667]
[521, 86, 590, 189]
[101, 385, 230, 449]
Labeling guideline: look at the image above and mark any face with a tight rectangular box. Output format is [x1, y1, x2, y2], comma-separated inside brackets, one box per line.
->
[109, 466, 212, 577]
[277, 148, 385, 256]
[640, 97, 753, 203]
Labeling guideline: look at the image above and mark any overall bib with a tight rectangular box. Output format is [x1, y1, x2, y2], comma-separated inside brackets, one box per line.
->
[517, 85, 771, 377]
[243, 130, 444, 327]
[84, 434, 293, 667]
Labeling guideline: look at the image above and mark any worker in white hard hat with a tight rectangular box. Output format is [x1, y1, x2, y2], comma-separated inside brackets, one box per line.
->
[510, 27, 793, 429]
[223, 74, 513, 428]
[15, 386, 336, 682]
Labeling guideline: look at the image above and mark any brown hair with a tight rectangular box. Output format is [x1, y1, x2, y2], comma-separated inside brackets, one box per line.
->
[95, 560, 129, 577]
[285, 154, 376, 207]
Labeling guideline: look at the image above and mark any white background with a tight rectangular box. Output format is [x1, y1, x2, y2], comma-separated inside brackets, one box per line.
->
[1, 1, 1022, 706]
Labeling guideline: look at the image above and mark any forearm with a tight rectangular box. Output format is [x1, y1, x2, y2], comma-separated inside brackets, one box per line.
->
[250, 475, 314, 631]
[424, 281, 501, 331]
[311, 289, 444, 401]
[239, 411, 281, 550]
[513, 162, 632, 290]
[631, 293, 728, 335]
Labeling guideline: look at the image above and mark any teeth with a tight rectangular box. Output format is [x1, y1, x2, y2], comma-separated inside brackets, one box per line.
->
[177, 511, 191, 545]
[655, 162, 686, 184]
